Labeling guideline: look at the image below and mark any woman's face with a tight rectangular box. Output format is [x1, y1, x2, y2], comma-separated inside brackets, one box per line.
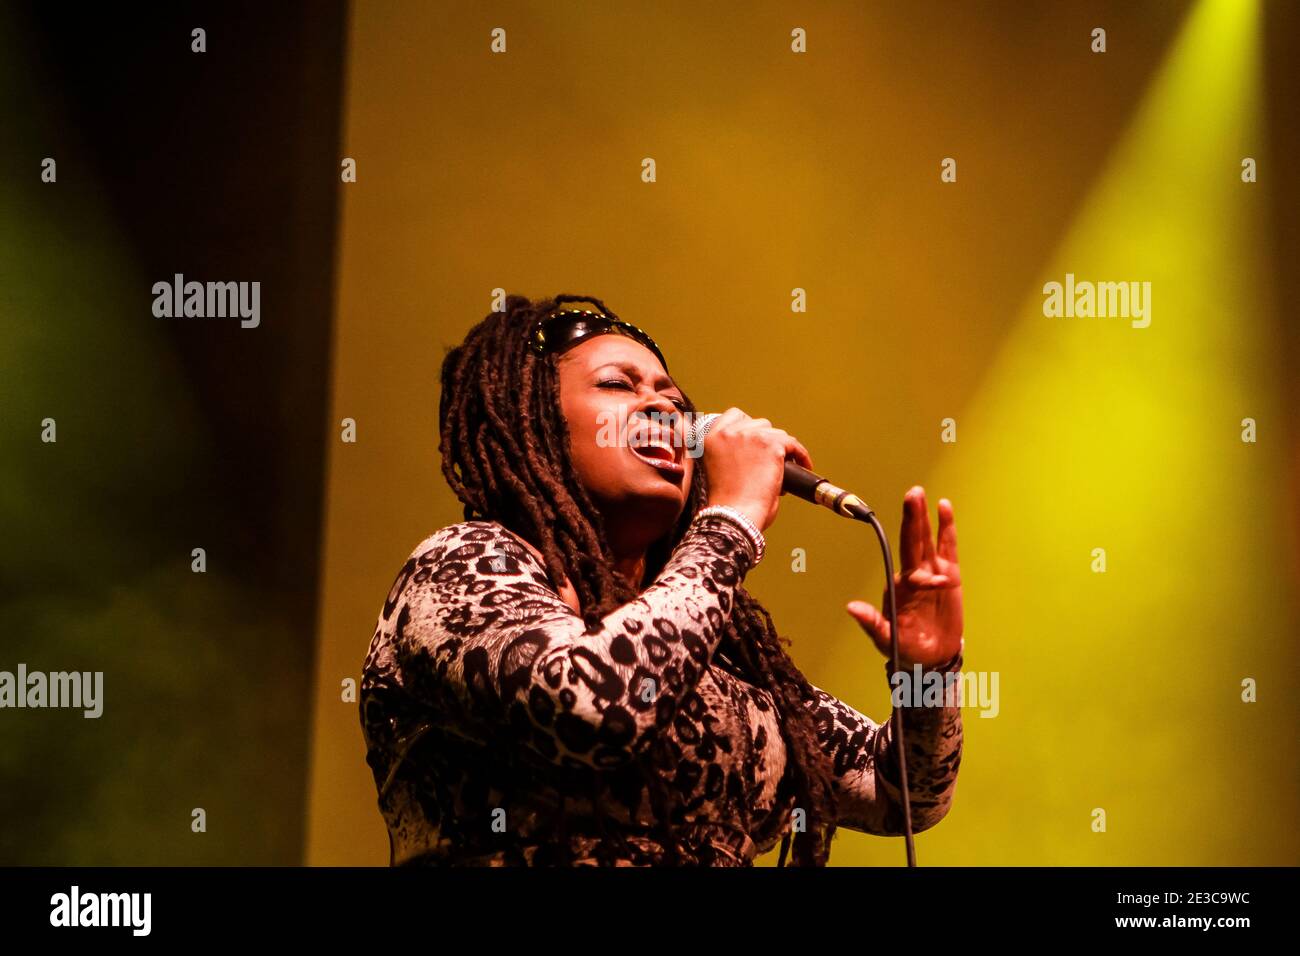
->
[556, 335, 694, 546]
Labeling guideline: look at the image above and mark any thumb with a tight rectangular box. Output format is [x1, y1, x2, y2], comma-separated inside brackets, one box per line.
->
[846, 600, 892, 657]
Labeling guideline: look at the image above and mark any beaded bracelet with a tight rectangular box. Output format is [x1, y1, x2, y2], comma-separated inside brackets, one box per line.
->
[693, 505, 766, 566]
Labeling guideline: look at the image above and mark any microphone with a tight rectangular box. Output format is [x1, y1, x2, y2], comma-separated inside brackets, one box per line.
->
[686, 412, 874, 520]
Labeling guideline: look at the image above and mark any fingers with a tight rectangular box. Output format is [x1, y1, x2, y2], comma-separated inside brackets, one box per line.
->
[937, 497, 959, 563]
[846, 600, 891, 657]
[773, 431, 813, 471]
[900, 487, 925, 570]
[915, 487, 936, 563]
[730, 414, 814, 471]
[905, 567, 952, 588]
[710, 407, 749, 432]
[900, 486, 939, 569]
[788, 437, 814, 471]
[765, 425, 813, 499]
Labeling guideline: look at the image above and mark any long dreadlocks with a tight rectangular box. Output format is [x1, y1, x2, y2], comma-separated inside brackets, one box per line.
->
[437, 293, 840, 866]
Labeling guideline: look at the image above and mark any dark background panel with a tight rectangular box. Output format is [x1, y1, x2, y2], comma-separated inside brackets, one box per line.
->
[0, 1, 346, 863]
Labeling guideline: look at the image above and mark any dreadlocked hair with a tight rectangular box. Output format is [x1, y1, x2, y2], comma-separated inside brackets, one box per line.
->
[437, 292, 840, 866]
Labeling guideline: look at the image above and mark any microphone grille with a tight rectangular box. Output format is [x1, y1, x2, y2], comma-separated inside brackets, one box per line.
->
[686, 412, 721, 451]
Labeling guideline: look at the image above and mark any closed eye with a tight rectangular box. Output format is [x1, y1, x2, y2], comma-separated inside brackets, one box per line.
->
[598, 379, 688, 412]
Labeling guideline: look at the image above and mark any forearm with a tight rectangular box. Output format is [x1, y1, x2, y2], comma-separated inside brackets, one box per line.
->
[866, 652, 964, 834]
[390, 513, 760, 769]
[809, 652, 964, 836]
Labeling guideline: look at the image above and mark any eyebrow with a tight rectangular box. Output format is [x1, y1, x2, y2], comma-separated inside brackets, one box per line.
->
[594, 362, 680, 393]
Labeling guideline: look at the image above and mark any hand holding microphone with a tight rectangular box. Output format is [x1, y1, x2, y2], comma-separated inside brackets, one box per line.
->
[688, 410, 872, 527]
[692, 408, 814, 533]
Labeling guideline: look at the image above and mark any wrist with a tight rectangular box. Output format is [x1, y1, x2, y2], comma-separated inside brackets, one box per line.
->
[888, 644, 964, 674]
[704, 497, 767, 533]
[694, 504, 766, 566]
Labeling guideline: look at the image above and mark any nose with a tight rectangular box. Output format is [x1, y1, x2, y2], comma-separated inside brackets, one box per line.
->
[632, 392, 681, 429]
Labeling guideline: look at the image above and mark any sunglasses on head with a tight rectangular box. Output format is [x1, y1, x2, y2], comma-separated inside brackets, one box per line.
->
[528, 309, 670, 372]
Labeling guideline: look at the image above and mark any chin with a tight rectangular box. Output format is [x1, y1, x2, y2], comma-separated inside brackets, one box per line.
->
[629, 484, 687, 514]
[615, 474, 689, 518]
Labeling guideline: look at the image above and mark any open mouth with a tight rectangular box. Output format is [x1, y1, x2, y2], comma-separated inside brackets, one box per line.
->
[628, 428, 685, 476]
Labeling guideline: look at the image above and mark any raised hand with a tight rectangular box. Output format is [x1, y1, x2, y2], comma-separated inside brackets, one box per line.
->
[846, 485, 964, 668]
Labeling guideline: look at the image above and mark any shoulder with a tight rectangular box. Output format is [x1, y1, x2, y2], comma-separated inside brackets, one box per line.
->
[400, 520, 546, 567]
[407, 519, 511, 550]
[414, 520, 585, 615]
[379, 520, 548, 615]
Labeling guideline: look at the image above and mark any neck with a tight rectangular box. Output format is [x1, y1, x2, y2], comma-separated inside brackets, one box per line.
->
[602, 513, 656, 591]
[598, 502, 677, 591]
[612, 552, 647, 591]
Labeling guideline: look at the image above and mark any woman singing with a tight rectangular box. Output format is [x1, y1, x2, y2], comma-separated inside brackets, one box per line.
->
[359, 293, 965, 866]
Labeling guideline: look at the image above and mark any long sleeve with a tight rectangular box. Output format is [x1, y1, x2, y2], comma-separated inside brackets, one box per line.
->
[385, 515, 759, 773]
[804, 652, 964, 835]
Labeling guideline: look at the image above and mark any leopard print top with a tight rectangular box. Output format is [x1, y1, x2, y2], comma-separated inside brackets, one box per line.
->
[359, 513, 963, 866]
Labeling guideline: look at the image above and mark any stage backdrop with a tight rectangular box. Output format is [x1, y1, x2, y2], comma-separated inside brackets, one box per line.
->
[306, 0, 1300, 865]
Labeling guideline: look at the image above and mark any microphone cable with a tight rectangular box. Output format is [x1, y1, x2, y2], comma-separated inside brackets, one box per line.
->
[845, 499, 918, 867]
